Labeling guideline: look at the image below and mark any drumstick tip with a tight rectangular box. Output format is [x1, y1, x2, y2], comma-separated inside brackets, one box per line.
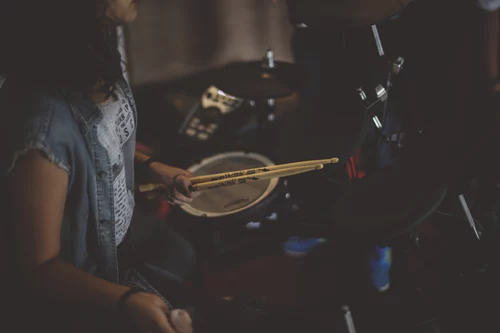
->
[330, 157, 339, 164]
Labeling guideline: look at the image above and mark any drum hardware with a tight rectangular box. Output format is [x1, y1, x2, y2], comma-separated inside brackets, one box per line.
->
[357, 85, 392, 145]
[388, 57, 406, 149]
[178, 85, 248, 144]
[262, 48, 275, 70]
[357, 56, 408, 164]
[342, 305, 357, 333]
[371, 25, 385, 57]
[357, 22, 408, 165]
[211, 50, 304, 100]
[458, 194, 481, 241]
[391, 56, 405, 75]
[357, 85, 387, 111]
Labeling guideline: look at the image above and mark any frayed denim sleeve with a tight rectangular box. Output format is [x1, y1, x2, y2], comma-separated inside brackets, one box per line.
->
[2, 93, 79, 181]
[5, 139, 71, 175]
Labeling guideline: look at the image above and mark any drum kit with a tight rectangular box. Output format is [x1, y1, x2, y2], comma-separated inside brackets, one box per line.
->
[161, 0, 438, 256]
[143, 0, 498, 331]
[143, 0, 491, 327]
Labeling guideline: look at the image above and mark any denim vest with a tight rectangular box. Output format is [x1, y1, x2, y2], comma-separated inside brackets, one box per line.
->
[0, 77, 137, 283]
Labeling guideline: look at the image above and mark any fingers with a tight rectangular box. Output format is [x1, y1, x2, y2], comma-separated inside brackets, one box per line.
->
[171, 188, 192, 205]
[153, 318, 177, 333]
[169, 309, 193, 333]
[173, 176, 200, 201]
[182, 177, 200, 198]
[183, 170, 195, 178]
[153, 305, 177, 333]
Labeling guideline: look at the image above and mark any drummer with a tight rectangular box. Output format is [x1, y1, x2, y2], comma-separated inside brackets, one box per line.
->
[0, 1, 267, 332]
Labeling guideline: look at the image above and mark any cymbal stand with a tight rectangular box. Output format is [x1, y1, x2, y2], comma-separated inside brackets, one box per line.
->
[458, 194, 481, 241]
[256, 49, 278, 151]
[342, 305, 358, 333]
[261, 49, 278, 127]
[357, 25, 405, 168]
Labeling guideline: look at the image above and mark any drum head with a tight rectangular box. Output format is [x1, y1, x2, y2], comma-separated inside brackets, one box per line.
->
[181, 152, 279, 218]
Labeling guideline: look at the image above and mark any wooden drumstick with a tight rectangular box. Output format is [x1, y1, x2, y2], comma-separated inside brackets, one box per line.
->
[189, 164, 324, 192]
[138, 183, 166, 193]
[189, 157, 338, 185]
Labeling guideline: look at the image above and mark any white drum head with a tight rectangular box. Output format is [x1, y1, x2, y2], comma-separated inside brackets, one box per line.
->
[181, 151, 279, 218]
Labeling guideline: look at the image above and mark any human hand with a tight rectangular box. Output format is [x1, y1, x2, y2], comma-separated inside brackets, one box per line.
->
[124, 292, 177, 333]
[170, 309, 194, 333]
[147, 163, 199, 205]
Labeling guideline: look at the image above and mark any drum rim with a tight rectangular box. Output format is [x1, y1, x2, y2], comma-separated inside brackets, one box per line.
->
[180, 151, 279, 218]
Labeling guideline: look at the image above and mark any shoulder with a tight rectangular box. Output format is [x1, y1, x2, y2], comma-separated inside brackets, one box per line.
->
[0, 79, 82, 175]
[2, 77, 79, 131]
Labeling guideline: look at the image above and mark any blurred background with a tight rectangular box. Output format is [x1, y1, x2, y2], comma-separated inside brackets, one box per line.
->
[125, 0, 293, 85]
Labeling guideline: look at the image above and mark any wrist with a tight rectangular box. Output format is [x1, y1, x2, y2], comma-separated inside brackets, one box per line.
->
[140, 157, 163, 177]
[116, 287, 144, 315]
[142, 157, 160, 168]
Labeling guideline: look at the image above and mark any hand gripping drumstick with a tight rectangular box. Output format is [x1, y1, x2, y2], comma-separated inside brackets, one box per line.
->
[139, 165, 325, 193]
[138, 157, 336, 194]
[189, 157, 338, 185]
[188, 164, 324, 192]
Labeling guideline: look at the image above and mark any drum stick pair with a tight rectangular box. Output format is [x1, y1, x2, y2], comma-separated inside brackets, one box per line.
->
[139, 157, 338, 193]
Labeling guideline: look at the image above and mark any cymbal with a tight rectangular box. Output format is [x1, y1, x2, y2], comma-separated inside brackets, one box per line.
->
[212, 60, 304, 100]
[287, 0, 414, 28]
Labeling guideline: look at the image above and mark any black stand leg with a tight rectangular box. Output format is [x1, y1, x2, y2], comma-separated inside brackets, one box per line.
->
[342, 305, 358, 333]
[458, 194, 481, 241]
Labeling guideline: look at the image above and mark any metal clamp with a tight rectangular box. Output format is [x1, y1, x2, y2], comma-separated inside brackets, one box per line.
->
[357, 85, 387, 110]
[391, 56, 405, 75]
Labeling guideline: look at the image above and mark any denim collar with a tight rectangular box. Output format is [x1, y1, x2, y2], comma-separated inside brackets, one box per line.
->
[62, 78, 134, 135]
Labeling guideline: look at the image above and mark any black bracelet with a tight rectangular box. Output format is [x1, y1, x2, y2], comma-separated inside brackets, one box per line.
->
[116, 287, 144, 314]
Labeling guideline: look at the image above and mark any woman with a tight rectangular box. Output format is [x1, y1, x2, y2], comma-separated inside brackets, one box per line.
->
[0, 1, 202, 332]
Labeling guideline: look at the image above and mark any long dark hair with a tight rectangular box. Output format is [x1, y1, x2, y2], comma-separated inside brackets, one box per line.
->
[0, 0, 123, 95]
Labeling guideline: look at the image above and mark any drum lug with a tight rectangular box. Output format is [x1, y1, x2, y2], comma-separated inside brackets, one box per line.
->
[391, 56, 405, 75]
[266, 212, 278, 221]
[245, 221, 261, 230]
[357, 85, 387, 110]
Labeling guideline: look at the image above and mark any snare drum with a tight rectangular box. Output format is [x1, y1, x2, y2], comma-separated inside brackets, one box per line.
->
[181, 151, 283, 224]
[174, 151, 293, 258]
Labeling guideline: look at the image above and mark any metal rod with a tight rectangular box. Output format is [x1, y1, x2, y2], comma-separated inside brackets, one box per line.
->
[342, 305, 357, 333]
[458, 194, 481, 240]
[371, 25, 385, 57]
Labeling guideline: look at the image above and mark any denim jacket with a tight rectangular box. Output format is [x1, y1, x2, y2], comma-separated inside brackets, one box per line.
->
[0, 76, 137, 283]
